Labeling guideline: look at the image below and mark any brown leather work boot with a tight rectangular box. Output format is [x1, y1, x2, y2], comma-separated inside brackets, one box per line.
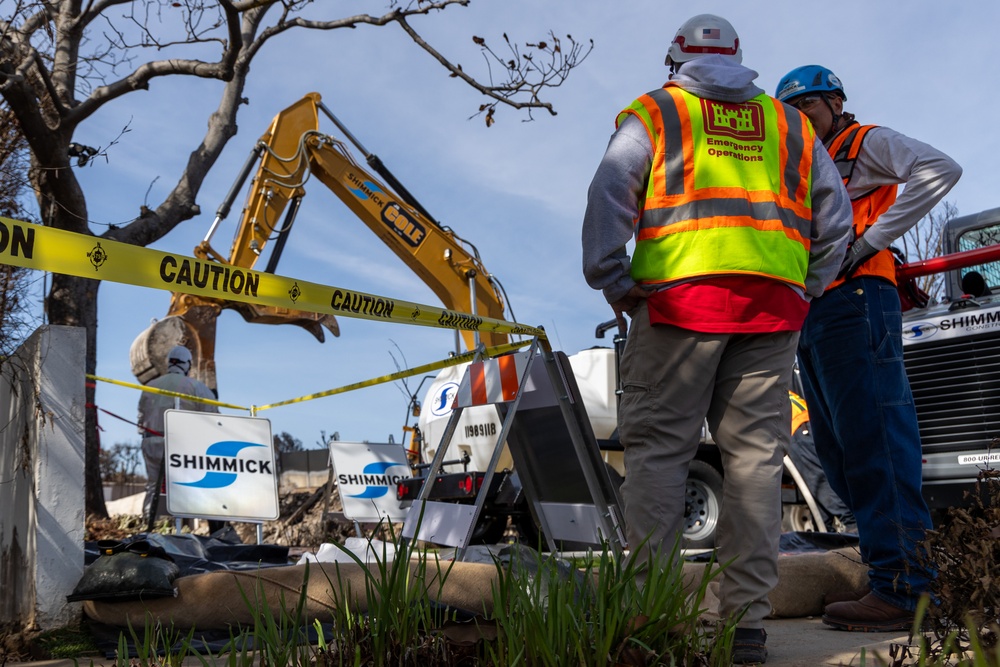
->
[822, 593, 915, 632]
[822, 584, 871, 607]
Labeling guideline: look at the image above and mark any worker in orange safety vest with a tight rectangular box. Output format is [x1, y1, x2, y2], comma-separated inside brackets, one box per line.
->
[776, 64, 961, 632]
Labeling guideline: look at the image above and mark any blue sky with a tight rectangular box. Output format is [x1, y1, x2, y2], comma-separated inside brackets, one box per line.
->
[33, 0, 1000, 452]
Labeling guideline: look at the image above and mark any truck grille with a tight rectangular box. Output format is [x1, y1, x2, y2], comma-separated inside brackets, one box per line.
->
[904, 331, 1000, 454]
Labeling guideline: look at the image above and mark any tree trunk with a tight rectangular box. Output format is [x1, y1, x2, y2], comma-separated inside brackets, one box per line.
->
[33, 150, 109, 518]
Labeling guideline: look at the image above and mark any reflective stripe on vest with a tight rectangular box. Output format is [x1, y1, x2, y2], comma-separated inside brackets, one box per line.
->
[619, 86, 815, 289]
[824, 122, 899, 289]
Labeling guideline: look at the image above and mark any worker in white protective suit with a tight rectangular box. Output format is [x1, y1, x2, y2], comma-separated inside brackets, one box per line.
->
[137, 345, 219, 531]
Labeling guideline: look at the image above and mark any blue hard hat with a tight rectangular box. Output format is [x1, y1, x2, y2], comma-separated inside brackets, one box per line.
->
[775, 65, 846, 103]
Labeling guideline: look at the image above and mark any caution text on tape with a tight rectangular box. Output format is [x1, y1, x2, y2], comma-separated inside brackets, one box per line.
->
[0, 218, 545, 340]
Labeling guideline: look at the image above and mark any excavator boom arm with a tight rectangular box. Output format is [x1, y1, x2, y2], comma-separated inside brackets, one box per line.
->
[303, 135, 508, 348]
[224, 92, 508, 350]
[132, 92, 508, 392]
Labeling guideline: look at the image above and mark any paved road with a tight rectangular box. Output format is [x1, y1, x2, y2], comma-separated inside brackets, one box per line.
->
[764, 616, 913, 666]
[5, 617, 918, 667]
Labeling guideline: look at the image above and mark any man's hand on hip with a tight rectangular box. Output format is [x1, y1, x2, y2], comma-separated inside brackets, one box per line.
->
[837, 236, 879, 280]
[611, 285, 653, 334]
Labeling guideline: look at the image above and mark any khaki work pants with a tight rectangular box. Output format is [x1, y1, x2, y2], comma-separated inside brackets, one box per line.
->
[618, 303, 797, 628]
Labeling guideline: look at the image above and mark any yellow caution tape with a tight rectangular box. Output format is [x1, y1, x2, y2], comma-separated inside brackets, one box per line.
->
[0, 217, 546, 339]
[255, 340, 531, 411]
[86, 374, 247, 410]
[87, 340, 533, 413]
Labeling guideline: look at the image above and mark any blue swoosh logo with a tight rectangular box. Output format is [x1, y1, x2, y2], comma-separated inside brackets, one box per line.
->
[176, 471, 238, 489]
[902, 322, 938, 341]
[349, 486, 388, 499]
[176, 441, 265, 489]
[349, 181, 383, 201]
[346, 461, 406, 499]
[207, 441, 264, 456]
[431, 382, 459, 416]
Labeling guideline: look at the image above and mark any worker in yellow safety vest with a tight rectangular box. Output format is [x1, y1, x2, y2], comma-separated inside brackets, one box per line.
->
[582, 14, 854, 664]
[786, 390, 855, 534]
[789, 390, 809, 433]
[775, 64, 961, 632]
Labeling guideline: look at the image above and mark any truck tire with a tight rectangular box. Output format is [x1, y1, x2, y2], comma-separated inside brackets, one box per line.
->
[684, 460, 723, 550]
[781, 503, 821, 533]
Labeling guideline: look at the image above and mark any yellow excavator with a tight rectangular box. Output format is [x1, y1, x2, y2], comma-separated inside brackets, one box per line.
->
[130, 92, 510, 394]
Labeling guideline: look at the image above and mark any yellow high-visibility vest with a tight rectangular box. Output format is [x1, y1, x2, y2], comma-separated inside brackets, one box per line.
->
[789, 390, 810, 434]
[618, 85, 815, 289]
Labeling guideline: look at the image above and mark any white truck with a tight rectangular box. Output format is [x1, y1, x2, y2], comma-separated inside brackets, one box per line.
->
[900, 206, 1000, 514]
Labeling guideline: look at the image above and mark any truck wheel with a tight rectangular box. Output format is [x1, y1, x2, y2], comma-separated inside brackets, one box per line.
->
[684, 460, 723, 550]
[781, 504, 821, 533]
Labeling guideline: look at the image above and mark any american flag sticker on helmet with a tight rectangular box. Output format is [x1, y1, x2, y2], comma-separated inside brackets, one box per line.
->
[454, 352, 530, 407]
[702, 28, 721, 39]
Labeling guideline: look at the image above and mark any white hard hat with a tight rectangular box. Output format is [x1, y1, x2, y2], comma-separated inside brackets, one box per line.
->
[665, 14, 742, 67]
[167, 345, 192, 374]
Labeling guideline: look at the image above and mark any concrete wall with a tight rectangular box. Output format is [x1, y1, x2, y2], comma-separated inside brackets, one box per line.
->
[103, 482, 144, 502]
[279, 449, 331, 490]
[0, 325, 86, 632]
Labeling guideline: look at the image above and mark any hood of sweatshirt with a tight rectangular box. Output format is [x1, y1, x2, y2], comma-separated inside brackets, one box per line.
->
[667, 55, 764, 104]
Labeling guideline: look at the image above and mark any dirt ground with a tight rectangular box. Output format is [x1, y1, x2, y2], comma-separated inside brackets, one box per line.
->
[85, 485, 380, 550]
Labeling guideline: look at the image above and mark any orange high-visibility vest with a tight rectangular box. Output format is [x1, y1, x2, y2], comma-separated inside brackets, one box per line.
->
[824, 123, 899, 290]
[619, 85, 815, 289]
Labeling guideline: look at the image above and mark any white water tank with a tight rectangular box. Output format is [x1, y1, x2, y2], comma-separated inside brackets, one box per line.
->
[417, 347, 620, 475]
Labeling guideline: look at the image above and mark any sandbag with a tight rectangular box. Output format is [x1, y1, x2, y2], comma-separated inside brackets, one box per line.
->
[69, 548, 180, 602]
[682, 546, 868, 620]
[83, 546, 868, 630]
[84, 559, 501, 630]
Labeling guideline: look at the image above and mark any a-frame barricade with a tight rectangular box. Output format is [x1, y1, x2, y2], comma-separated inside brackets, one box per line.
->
[401, 337, 627, 559]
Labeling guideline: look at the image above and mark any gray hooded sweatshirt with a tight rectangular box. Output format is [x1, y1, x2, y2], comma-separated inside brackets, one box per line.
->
[582, 55, 853, 305]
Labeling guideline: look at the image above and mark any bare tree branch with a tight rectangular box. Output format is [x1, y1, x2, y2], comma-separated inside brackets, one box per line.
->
[396, 16, 593, 125]
[0, 102, 42, 362]
[898, 201, 958, 303]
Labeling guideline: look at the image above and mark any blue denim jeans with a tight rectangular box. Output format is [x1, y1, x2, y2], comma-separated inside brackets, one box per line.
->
[798, 277, 934, 610]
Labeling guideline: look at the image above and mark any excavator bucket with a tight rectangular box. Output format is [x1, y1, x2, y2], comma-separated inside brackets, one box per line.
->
[130, 315, 206, 386]
[130, 303, 339, 394]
